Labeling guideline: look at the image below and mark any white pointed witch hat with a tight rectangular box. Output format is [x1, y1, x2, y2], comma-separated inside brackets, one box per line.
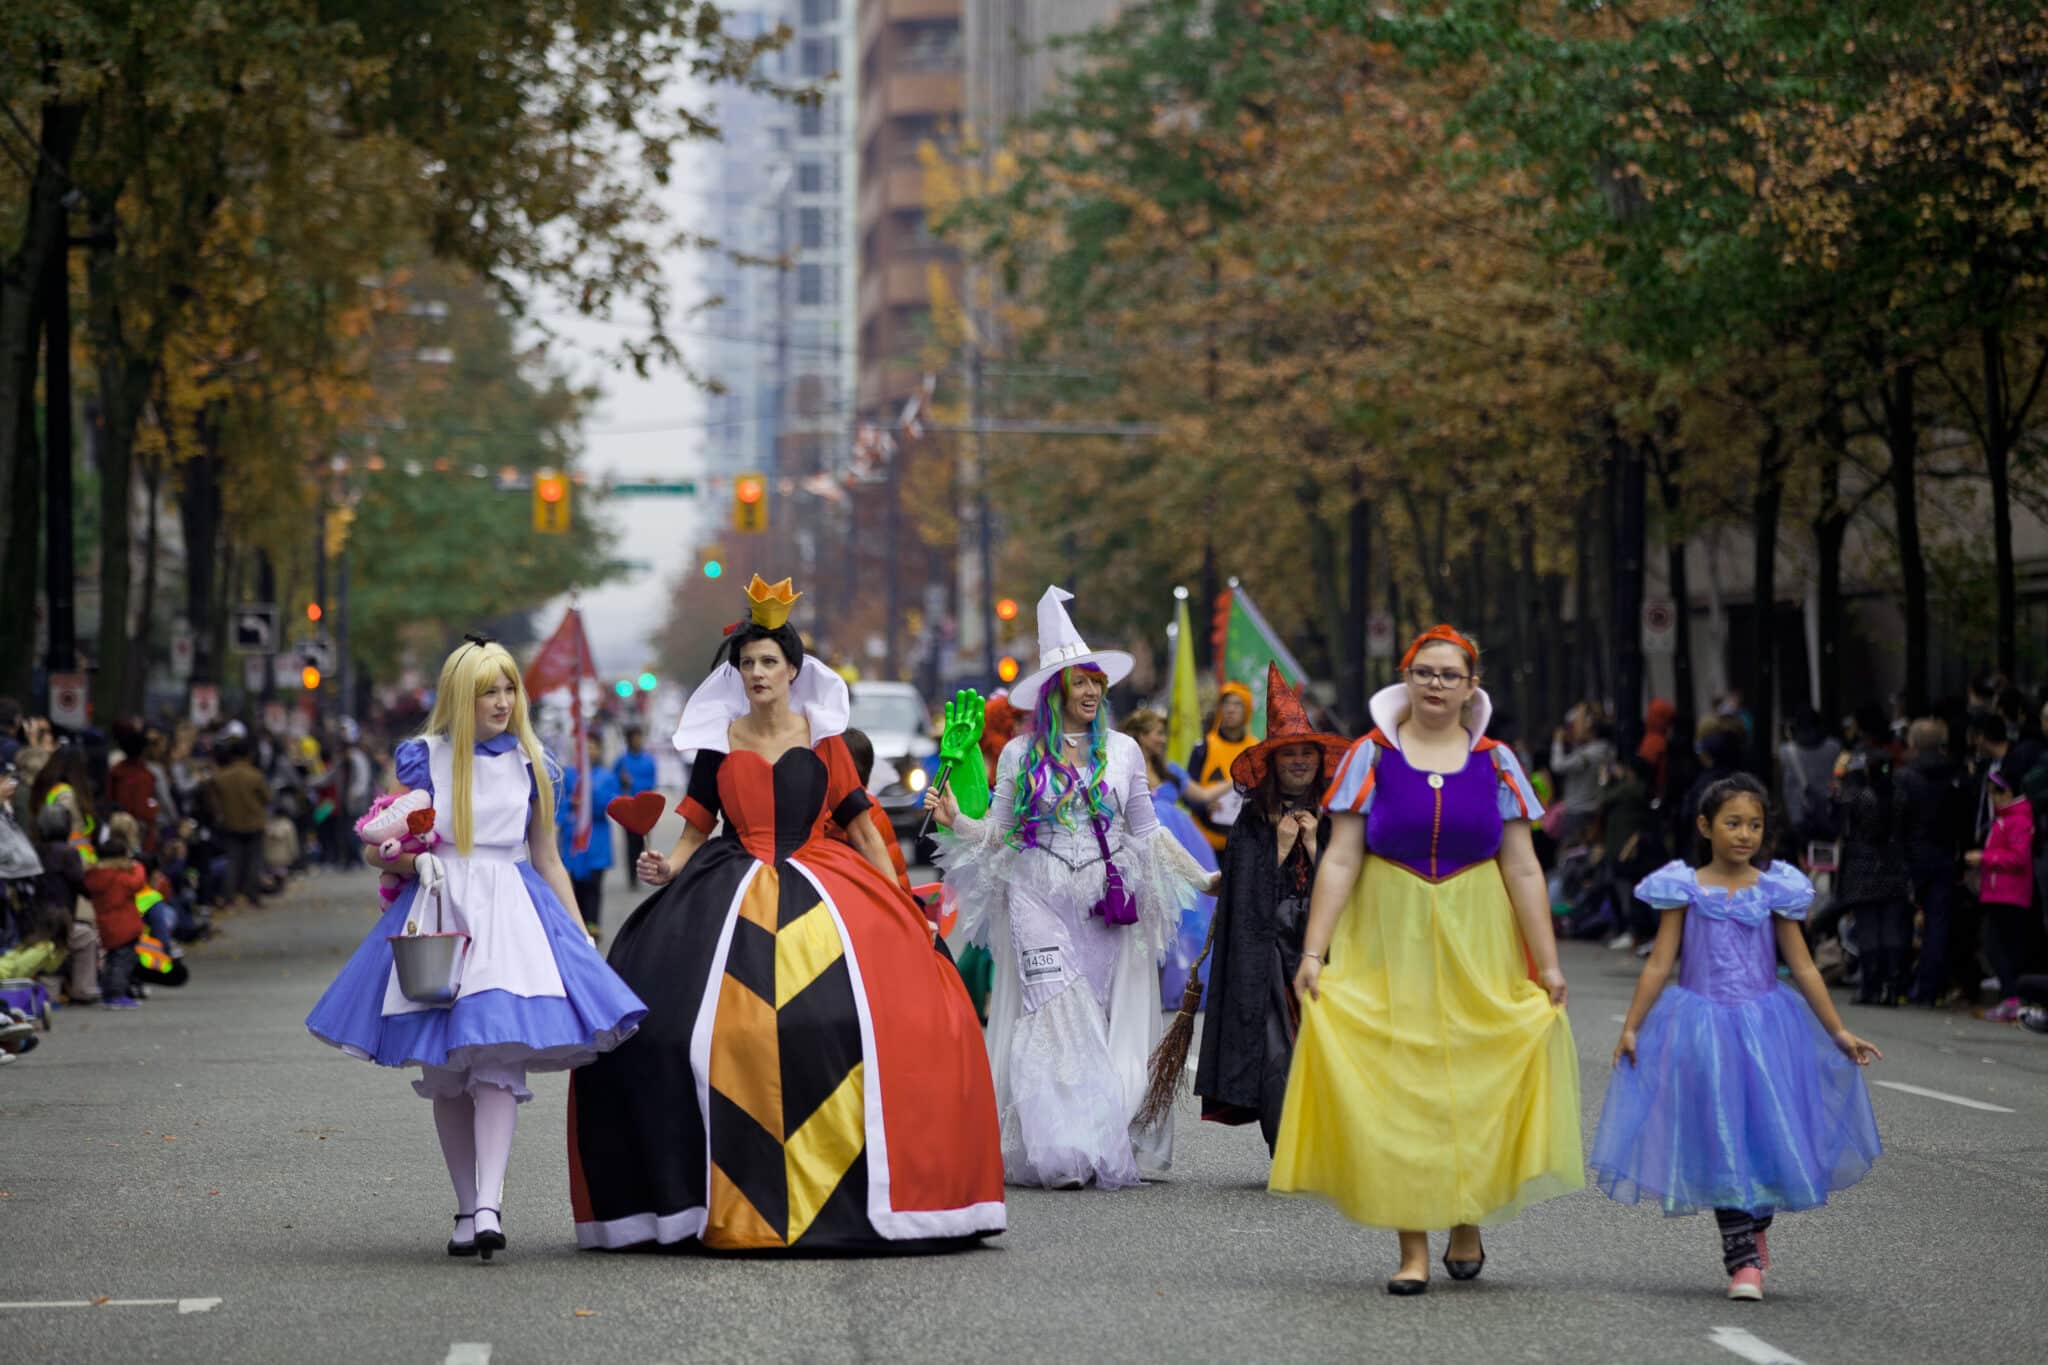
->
[1006, 586, 1134, 711]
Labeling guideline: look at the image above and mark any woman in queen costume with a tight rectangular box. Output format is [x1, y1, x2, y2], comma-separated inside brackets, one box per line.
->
[306, 637, 647, 1261]
[568, 575, 1004, 1253]
[926, 586, 1215, 1189]
[1274, 625, 1581, 1294]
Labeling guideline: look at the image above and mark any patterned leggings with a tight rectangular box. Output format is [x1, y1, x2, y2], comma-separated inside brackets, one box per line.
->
[1715, 1207, 1776, 1273]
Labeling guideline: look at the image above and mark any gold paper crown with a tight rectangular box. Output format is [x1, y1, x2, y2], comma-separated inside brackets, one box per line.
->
[745, 574, 802, 630]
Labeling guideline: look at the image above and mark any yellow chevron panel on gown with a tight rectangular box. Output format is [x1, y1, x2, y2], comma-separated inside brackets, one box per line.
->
[707, 1160, 785, 1249]
[739, 864, 780, 933]
[774, 901, 845, 1009]
[783, 1064, 865, 1244]
[709, 973, 782, 1142]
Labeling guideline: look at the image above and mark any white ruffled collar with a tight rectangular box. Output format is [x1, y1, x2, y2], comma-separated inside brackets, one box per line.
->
[671, 656, 851, 755]
[1367, 683, 1495, 754]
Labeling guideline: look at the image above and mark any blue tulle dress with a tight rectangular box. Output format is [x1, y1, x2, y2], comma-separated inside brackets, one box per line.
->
[1589, 860, 1881, 1216]
[1155, 763, 1218, 1008]
[306, 734, 646, 1102]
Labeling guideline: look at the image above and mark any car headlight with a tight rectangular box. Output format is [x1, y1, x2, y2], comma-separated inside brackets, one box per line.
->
[906, 767, 929, 794]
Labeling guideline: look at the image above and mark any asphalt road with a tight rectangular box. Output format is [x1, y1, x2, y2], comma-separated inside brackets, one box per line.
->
[3, 866, 2042, 1365]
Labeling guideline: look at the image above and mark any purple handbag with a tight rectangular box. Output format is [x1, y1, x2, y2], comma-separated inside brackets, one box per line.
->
[1089, 814, 1139, 927]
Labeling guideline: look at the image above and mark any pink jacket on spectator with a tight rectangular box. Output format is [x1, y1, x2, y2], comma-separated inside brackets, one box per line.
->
[1979, 797, 2035, 909]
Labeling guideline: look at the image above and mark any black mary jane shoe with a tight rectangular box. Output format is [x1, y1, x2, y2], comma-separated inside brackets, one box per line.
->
[1386, 1276, 1429, 1297]
[1442, 1246, 1486, 1281]
[448, 1213, 479, 1258]
[474, 1207, 507, 1263]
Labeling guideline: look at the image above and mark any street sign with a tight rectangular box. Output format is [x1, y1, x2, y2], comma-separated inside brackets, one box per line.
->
[170, 620, 195, 680]
[1643, 599, 1677, 654]
[189, 684, 220, 726]
[233, 604, 278, 654]
[611, 481, 699, 496]
[49, 672, 87, 730]
[244, 654, 267, 694]
[1366, 613, 1395, 660]
[300, 636, 336, 674]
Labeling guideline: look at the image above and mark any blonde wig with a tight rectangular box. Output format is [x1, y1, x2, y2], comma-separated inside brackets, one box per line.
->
[422, 640, 556, 854]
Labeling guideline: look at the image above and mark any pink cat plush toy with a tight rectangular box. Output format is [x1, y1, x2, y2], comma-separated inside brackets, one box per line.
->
[354, 790, 440, 908]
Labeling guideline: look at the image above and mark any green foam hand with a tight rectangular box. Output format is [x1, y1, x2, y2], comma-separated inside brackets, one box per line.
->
[938, 688, 991, 820]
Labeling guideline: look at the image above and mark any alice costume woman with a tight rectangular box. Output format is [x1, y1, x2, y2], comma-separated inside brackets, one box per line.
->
[1273, 665, 1583, 1235]
[569, 578, 1005, 1253]
[938, 587, 1210, 1189]
[1589, 861, 1881, 1227]
[307, 640, 645, 1258]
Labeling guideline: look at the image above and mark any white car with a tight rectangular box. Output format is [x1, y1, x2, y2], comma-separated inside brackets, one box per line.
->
[848, 682, 938, 833]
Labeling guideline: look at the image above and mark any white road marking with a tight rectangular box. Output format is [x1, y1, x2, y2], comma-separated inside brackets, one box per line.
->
[0, 1297, 222, 1313]
[1709, 1326, 1807, 1364]
[1874, 1080, 2015, 1113]
[445, 1345, 493, 1365]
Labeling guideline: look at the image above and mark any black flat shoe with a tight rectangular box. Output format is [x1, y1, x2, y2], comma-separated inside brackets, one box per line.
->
[448, 1213, 478, 1258]
[1386, 1276, 1429, 1296]
[474, 1207, 506, 1262]
[1443, 1247, 1486, 1281]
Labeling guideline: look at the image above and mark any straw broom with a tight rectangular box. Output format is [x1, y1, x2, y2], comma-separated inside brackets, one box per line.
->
[1136, 913, 1218, 1132]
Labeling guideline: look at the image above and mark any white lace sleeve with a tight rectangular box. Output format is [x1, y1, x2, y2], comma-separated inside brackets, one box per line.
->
[1115, 736, 1209, 955]
[930, 739, 1024, 947]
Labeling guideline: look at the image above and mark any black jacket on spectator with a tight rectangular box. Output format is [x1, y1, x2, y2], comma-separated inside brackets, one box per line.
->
[1893, 751, 1969, 869]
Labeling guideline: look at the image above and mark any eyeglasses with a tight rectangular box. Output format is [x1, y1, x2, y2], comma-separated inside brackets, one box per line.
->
[1407, 667, 1470, 690]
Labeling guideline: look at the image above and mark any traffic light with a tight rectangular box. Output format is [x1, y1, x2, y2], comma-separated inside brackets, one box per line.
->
[301, 665, 323, 691]
[306, 602, 323, 623]
[637, 672, 657, 692]
[533, 470, 571, 534]
[995, 597, 1019, 623]
[731, 472, 768, 533]
[997, 656, 1020, 684]
[614, 679, 635, 699]
[704, 559, 724, 579]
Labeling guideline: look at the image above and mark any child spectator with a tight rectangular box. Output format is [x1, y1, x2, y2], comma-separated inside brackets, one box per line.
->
[1968, 754, 2036, 1021]
[38, 805, 100, 1005]
[83, 834, 147, 1008]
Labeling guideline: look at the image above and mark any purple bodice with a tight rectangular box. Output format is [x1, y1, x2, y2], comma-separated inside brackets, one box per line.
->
[1675, 912, 1780, 1003]
[1365, 745, 1503, 880]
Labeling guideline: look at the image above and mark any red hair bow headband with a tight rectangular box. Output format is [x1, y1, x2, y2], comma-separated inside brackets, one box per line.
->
[1399, 624, 1477, 671]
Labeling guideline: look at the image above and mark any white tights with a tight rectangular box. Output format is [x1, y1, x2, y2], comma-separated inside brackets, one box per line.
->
[434, 1084, 520, 1237]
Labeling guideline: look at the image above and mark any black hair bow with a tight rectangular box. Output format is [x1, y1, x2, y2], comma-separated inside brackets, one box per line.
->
[463, 631, 495, 647]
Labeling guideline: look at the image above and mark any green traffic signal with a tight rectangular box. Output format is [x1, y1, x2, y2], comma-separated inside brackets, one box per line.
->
[704, 560, 723, 579]
[613, 679, 634, 698]
[637, 672, 657, 691]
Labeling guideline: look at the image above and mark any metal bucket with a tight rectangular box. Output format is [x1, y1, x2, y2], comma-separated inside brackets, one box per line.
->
[388, 931, 469, 1005]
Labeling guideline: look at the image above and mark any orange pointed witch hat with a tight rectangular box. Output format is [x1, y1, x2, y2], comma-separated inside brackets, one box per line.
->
[1230, 662, 1350, 789]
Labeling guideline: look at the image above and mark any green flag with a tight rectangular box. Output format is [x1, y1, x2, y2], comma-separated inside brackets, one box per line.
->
[1214, 580, 1307, 740]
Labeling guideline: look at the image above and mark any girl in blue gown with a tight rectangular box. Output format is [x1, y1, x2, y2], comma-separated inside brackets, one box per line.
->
[1591, 773, 1883, 1302]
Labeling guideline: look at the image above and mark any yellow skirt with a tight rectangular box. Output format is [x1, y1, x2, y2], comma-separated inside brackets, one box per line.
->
[1269, 855, 1582, 1230]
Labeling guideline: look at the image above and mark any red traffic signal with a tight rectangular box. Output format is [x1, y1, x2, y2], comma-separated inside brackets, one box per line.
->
[995, 597, 1019, 622]
[537, 475, 567, 503]
[735, 476, 764, 504]
[306, 602, 323, 623]
[996, 656, 1020, 684]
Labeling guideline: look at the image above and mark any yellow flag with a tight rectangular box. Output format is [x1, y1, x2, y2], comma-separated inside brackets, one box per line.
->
[1167, 589, 1200, 769]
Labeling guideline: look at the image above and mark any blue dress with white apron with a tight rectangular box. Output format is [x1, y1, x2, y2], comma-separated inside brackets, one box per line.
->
[306, 733, 646, 1100]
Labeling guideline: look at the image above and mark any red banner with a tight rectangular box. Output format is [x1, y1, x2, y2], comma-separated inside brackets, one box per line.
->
[525, 608, 598, 852]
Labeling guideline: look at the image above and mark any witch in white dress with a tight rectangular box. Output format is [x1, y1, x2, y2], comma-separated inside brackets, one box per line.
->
[307, 638, 645, 1259]
[927, 587, 1215, 1188]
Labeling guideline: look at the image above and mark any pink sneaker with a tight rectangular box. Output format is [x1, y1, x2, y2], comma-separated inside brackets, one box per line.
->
[1984, 997, 2024, 1023]
[1754, 1228, 1769, 1271]
[1728, 1266, 1764, 1301]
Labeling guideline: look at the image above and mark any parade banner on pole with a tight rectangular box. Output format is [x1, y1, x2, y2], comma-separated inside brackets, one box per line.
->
[1167, 588, 1200, 769]
[1211, 579, 1308, 740]
[525, 607, 598, 853]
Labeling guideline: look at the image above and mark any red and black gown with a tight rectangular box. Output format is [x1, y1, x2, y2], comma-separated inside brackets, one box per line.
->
[569, 735, 1005, 1251]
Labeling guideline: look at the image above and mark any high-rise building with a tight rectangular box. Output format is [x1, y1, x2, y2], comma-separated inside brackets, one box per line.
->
[964, 0, 1126, 135]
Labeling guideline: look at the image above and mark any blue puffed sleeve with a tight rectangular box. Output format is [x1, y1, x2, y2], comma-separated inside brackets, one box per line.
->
[1489, 745, 1543, 823]
[530, 749, 566, 805]
[1321, 737, 1380, 815]
[1759, 860, 1816, 921]
[1634, 860, 1698, 910]
[394, 738, 431, 795]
